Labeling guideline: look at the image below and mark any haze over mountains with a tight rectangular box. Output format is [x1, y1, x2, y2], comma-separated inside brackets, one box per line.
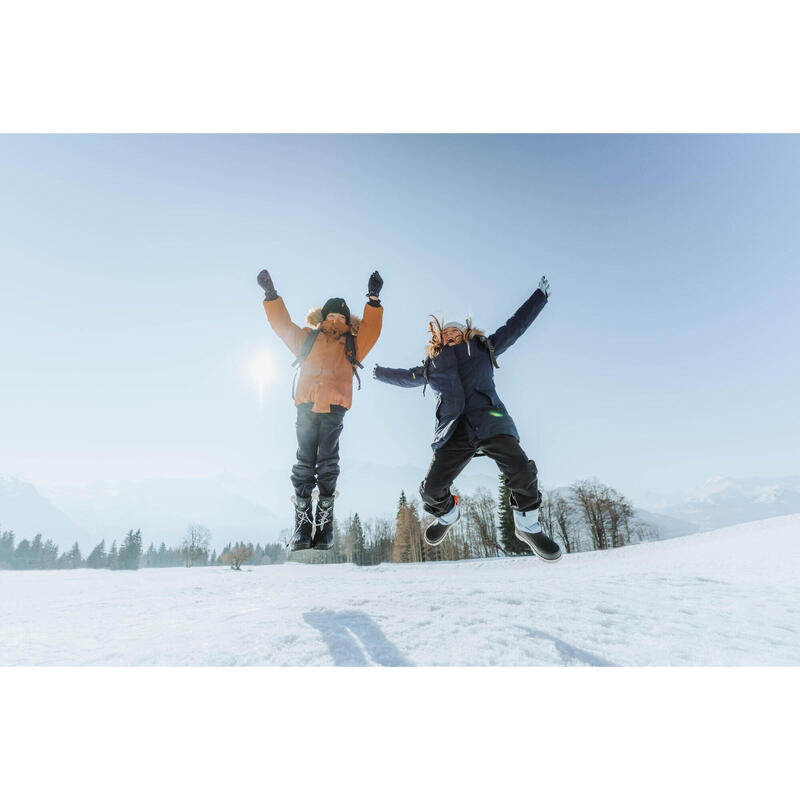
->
[648, 475, 800, 532]
[2, 471, 799, 553]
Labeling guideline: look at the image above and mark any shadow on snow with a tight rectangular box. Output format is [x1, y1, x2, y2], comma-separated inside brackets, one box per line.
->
[518, 625, 618, 667]
[303, 610, 411, 667]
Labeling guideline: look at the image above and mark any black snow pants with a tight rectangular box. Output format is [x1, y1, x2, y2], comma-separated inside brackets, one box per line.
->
[420, 418, 541, 517]
[291, 402, 347, 499]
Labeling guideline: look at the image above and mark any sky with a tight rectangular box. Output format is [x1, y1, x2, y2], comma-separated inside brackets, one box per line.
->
[1, 134, 798, 506]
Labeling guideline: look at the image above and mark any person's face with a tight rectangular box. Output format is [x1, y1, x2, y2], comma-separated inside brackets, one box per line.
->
[325, 312, 347, 325]
[443, 327, 464, 346]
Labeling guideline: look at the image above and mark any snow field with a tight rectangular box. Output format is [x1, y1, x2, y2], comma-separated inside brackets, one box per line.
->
[2, 514, 798, 666]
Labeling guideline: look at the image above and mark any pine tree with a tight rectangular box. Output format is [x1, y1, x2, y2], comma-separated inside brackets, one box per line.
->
[118, 529, 143, 569]
[15, 539, 32, 569]
[30, 534, 44, 569]
[0, 530, 15, 568]
[108, 540, 119, 570]
[87, 540, 107, 569]
[351, 513, 365, 565]
[42, 539, 59, 568]
[67, 542, 83, 568]
[498, 473, 529, 556]
[0, 531, 14, 569]
[392, 502, 424, 563]
[143, 543, 157, 567]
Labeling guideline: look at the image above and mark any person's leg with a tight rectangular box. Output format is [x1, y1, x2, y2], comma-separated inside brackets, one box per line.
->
[289, 403, 319, 550]
[479, 435, 560, 562]
[313, 405, 347, 549]
[419, 420, 477, 517]
[315, 405, 346, 498]
[477, 435, 541, 511]
[291, 403, 321, 499]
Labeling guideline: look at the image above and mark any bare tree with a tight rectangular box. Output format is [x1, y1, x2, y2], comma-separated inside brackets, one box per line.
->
[222, 543, 254, 570]
[569, 479, 641, 551]
[462, 488, 501, 558]
[540, 490, 581, 554]
[182, 524, 211, 567]
[553, 495, 580, 553]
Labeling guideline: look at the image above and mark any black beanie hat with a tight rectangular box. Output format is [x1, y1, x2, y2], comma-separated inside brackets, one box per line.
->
[321, 297, 351, 324]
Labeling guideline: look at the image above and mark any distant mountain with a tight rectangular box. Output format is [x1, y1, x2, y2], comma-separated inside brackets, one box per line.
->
[633, 508, 699, 540]
[0, 477, 88, 551]
[26, 460, 505, 548]
[42, 477, 286, 549]
[657, 476, 800, 532]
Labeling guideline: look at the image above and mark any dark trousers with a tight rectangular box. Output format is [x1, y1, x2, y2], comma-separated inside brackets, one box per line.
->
[291, 403, 347, 499]
[420, 418, 541, 516]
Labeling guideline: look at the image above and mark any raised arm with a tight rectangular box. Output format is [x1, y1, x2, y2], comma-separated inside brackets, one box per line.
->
[489, 276, 550, 357]
[257, 269, 310, 357]
[373, 364, 426, 389]
[355, 270, 384, 362]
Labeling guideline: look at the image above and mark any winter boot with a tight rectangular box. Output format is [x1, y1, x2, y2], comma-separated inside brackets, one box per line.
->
[290, 495, 314, 551]
[424, 496, 460, 546]
[312, 495, 335, 550]
[513, 508, 562, 562]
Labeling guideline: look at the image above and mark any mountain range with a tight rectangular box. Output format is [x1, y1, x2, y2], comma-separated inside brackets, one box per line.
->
[655, 475, 800, 532]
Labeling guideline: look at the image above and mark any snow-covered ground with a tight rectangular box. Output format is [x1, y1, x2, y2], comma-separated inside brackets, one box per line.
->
[2, 515, 799, 666]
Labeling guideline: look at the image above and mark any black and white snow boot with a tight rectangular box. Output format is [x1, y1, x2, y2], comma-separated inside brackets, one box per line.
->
[290, 495, 314, 551]
[312, 495, 335, 550]
[424, 496, 460, 546]
[513, 509, 562, 562]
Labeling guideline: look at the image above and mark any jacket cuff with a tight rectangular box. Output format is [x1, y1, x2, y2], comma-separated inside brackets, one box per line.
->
[264, 290, 279, 302]
[367, 298, 382, 307]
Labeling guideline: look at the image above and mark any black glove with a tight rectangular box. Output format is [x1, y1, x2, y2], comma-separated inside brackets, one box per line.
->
[367, 270, 383, 299]
[257, 269, 278, 300]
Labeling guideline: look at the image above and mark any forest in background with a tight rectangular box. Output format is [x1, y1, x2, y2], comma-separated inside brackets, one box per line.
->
[0, 477, 655, 570]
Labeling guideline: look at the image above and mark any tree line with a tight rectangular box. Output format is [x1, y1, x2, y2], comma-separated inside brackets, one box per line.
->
[0, 527, 288, 571]
[1, 477, 655, 571]
[289, 477, 657, 566]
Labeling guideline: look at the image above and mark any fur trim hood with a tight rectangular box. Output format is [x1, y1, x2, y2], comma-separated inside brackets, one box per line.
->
[426, 314, 484, 359]
[305, 306, 362, 335]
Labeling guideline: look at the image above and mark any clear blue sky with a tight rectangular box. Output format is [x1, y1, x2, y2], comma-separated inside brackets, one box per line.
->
[1, 135, 798, 504]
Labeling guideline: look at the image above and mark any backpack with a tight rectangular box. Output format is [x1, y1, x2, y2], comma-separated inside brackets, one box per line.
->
[290, 329, 364, 400]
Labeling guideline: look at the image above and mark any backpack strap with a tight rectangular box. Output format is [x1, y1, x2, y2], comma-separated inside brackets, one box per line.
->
[344, 331, 364, 391]
[477, 335, 500, 369]
[422, 357, 432, 396]
[291, 329, 366, 398]
[291, 329, 321, 399]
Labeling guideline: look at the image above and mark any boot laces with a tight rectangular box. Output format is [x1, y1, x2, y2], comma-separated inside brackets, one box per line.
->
[294, 507, 314, 535]
[317, 503, 333, 528]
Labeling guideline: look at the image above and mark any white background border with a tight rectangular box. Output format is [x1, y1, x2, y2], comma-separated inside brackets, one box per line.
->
[2, 1, 797, 795]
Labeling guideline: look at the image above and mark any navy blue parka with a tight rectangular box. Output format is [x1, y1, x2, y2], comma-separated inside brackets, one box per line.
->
[374, 288, 548, 450]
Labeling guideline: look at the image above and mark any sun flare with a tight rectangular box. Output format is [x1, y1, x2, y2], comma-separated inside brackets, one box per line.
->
[247, 350, 279, 413]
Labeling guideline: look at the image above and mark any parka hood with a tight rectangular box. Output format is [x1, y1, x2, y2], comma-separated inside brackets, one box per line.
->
[306, 306, 361, 335]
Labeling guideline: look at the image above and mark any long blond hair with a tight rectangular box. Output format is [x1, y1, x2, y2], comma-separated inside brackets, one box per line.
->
[425, 315, 485, 359]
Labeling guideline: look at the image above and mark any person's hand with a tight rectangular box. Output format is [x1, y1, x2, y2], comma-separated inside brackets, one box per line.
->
[538, 275, 551, 298]
[257, 269, 277, 299]
[367, 270, 384, 299]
